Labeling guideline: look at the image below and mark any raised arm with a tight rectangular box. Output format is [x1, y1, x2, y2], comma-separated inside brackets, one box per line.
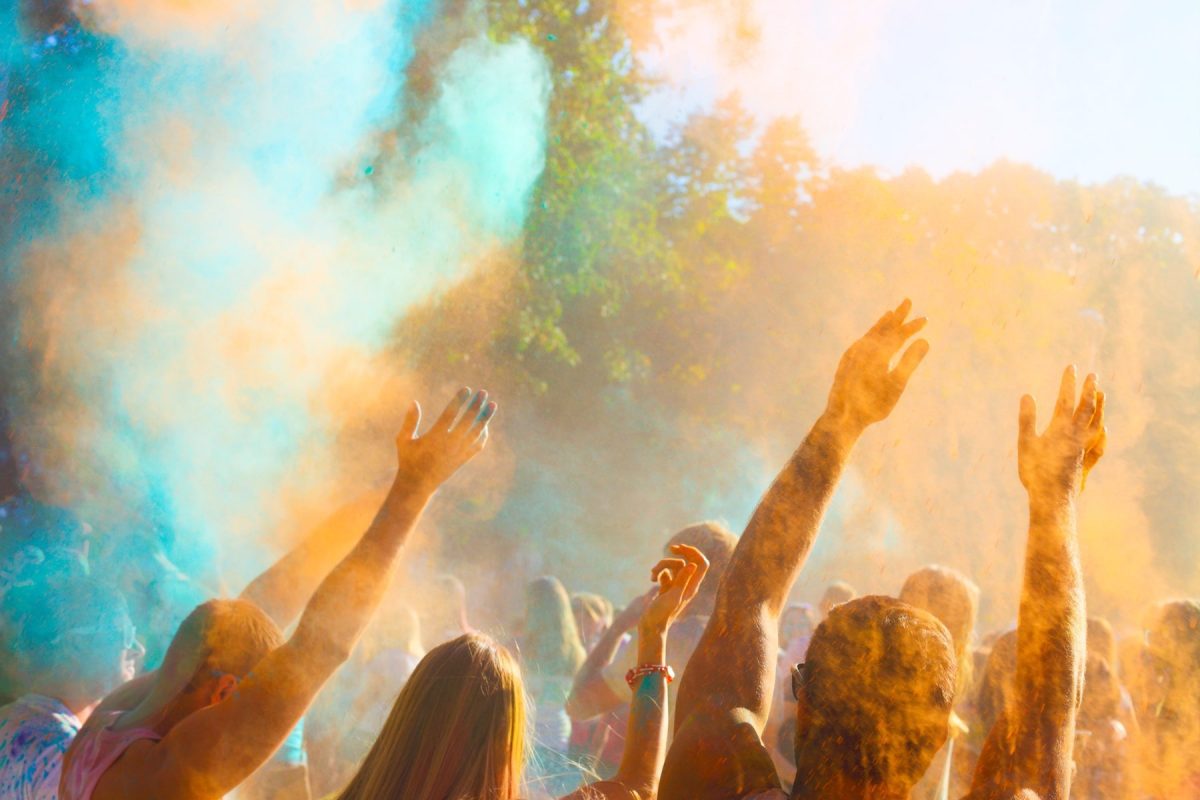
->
[239, 489, 385, 630]
[971, 368, 1106, 800]
[676, 301, 928, 728]
[564, 544, 709, 800]
[147, 389, 496, 798]
[660, 301, 928, 799]
[566, 592, 653, 721]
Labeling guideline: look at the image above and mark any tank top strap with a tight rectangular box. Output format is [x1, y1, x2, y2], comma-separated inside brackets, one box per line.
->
[60, 710, 164, 800]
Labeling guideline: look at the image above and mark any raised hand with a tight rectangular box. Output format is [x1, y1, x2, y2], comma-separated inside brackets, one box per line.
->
[394, 388, 496, 493]
[1018, 367, 1106, 499]
[639, 544, 710, 635]
[824, 299, 929, 434]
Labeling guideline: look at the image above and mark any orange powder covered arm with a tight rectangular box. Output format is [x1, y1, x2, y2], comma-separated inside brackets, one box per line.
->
[660, 302, 929, 800]
[969, 369, 1106, 800]
[89, 389, 496, 800]
[562, 545, 710, 800]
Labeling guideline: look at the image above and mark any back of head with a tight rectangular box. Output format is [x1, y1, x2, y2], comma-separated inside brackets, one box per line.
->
[423, 573, 470, 644]
[974, 629, 1018, 735]
[337, 633, 526, 800]
[159, 599, 284, 690]
[571, 592, 613, 630]
[665, 521, 736, 617]
[779, 603, 817, 648]
[819, 580, 856, 617]
[1086, 616, 1117, 667]
[796, 595, 956, 791]
[571, 592, 613, 650]
[523, 576, 585, 676]
[1143, 599, 1200, 721]
[5, 576, 133, 696]
[899, 565, 980, 693]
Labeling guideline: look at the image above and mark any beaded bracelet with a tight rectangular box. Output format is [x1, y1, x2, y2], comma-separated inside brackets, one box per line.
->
[625, 664, 675, 687]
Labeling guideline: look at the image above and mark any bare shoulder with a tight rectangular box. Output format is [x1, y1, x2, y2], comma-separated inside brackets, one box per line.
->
[660, 706, 780, 800]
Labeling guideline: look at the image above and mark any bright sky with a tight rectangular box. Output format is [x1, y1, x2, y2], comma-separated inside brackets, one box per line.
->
[640, 0, 1200, 197]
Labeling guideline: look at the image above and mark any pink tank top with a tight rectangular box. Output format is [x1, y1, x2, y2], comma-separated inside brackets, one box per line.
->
[59, 710, 163, 800]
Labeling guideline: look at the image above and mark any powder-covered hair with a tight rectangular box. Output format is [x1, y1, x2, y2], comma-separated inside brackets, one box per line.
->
[797, 595, 956, 788]
[160, 598, 283, 685]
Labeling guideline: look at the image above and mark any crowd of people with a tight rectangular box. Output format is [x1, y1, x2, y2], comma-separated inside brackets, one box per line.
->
[0, 302, 1197, 800]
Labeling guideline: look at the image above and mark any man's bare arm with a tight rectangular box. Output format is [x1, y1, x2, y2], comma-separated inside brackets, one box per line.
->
[672, 301, 929, 734]
[971, 368, 1106, 800]
[143, 389, 496, 798]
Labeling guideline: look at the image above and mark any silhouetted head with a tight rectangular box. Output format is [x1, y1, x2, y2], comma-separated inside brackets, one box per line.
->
[522, 576, 585, 676]
[156, 599, 283, 722]
[423, 573, 471, 645]
[1087, 616, 1117, 667]
[793, 595, 956, 794]
[1142, 599, 1200, 723]
[571, 591, 613, 651]
[336, 633, 526, 800]
[780, 603, 817, 652]
[665, 521, 736, 617]
[899, 565, 979, 694]
[974, 629, 1018, 735]
[818, 580, 856, 619]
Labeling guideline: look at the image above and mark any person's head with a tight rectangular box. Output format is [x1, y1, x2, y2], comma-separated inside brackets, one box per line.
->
[779, 603, 817, 651]
[899, 565, 979, 695]
[1079, 652, 1121, 727]
[336, 633, 526, 800]
[791, 596, 956, 795]
[155, 599, 283, 723]
[818, 580, 856, 619]
[974, 629, 1018, 735]
[522, 576, 585, 676]
[1141, 599, 1200, 725]
[571, 592, 613, 652]
[1087, 616, 1117, 667]
[4, 576, 140, 706]
[424, 573, 470, 643]
[664, 521, 736, 617]
[18, 0, 73, 34]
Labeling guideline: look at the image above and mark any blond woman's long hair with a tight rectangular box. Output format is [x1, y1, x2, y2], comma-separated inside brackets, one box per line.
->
[335, 633, 527, 800]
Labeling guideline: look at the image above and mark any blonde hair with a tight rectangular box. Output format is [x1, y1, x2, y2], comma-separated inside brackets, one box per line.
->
[336, 633, 527, 800]
[162, 599, 284, 684]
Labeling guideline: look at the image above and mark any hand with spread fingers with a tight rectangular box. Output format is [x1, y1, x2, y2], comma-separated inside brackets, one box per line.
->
[639, 544, 711, 636]
[394, 387, 496, 492]
[1017, 367, 1107, 499]
[824, 298, 930, 434]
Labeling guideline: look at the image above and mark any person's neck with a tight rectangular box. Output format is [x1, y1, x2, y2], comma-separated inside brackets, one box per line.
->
[118, 676, 191, 736]
[24, 680, 102, 724]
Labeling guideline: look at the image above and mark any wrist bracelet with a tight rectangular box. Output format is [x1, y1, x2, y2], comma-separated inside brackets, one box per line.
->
[625, 663, 675, 687]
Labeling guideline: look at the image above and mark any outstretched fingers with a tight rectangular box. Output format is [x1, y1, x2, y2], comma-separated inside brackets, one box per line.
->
[650, 557, 687, 586]
[433, 387, 473, 432]
[1054, 366, 1077, 422]
[667, 543, 710, 607]
[890, 338, 930, 390]
[1073, 373, 1098, 429]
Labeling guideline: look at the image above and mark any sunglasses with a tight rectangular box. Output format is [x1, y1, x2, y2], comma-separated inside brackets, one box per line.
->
[791, 662, 807, 701]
